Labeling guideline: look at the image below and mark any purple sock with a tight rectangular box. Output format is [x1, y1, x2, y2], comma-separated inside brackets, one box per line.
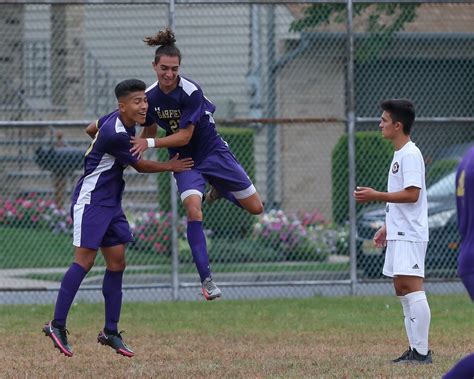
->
[53, 262, 88, 328]
[443, 353, 474, 379]
[187, 221, 211, 282]
[102, 269, 123, 333]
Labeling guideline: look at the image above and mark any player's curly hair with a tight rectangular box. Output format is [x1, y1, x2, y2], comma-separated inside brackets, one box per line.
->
[144, 28, 181, 64]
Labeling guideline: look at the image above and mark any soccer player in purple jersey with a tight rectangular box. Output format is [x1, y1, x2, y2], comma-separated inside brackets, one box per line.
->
[455, 146, 474, 300]
[130, 29, 264, 300]
[443, 146, 474, 379]
[42, 79, 193, 358]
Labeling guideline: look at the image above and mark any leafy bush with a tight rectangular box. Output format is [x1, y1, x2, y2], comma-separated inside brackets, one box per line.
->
[332, 131, 393, 224]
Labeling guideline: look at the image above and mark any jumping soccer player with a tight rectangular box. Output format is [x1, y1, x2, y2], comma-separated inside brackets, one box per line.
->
[354, 99, 432, 364]
[42, 79, 193, 358]
[129, 28, 264, 300]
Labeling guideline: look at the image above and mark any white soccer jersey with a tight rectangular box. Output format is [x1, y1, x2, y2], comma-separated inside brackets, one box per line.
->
[385, 141, 429, 242]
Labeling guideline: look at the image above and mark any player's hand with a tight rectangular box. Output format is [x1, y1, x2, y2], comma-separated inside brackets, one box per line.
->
[373, 225, 387, 248]
[130, 136, 149, 156]
[353, 186, 379, 203]
[168, 153, 194, 172]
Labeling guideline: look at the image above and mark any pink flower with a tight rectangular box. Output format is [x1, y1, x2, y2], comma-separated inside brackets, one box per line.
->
[21, 200, 33, 209]
[153, 242, 165, 253]
[271, 222, 282, 231]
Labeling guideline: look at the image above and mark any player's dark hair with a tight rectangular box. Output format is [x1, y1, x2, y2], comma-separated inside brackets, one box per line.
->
[114, 79, 146, 100]
[380, 98, 415, 135]
[144, 28, 182, 64]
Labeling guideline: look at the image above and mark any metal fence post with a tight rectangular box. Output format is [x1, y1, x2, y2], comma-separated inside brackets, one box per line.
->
[266, 4, 277, 210]
[168, 0, 180, 301]
[346, 0, 358, 296]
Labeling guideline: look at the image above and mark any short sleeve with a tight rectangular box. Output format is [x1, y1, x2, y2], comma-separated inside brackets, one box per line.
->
[97, 110, 117, 129]
[106, 133, 139, 166]
[179, 90, 203, 129]
[402, 153, 423, 189]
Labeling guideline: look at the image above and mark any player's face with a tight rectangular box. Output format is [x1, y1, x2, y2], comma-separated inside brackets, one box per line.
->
[119, 91, 148, 125]
[153, 55, 180, 92]
[379, 111, 399, 140]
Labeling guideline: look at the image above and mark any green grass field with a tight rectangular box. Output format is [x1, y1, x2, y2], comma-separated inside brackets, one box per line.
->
[0, 295, 472, 377]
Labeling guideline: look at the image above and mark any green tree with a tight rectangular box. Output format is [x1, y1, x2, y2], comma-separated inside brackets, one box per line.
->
[290, 4, 418, 61]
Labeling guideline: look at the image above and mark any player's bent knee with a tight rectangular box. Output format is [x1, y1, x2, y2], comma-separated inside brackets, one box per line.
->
[248, 202, 264, 215]
[239, 194, 264, 215]
[186, 207, 203, 221]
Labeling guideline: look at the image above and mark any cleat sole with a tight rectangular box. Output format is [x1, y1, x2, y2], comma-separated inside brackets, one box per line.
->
[43, 328, 73, 357]
[201, 289, 222, 301]
[98, 337, 134, 357]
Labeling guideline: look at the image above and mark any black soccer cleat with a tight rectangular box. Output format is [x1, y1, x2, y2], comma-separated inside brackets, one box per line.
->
[97, 329, 135, 357]
[409, 348, 433, 364]
[42, 320, 73, 357]
[392, 347, 412, 363]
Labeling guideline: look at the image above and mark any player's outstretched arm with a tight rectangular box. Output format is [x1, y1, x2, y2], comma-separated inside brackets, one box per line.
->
[85, 122, 98, 139]
[132, 153, 193, 173]
[353, 186, 420, 204]
[130, 125, 195, 156]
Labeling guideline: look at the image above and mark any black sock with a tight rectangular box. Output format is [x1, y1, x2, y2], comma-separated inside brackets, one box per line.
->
[52, 319, 65, 329]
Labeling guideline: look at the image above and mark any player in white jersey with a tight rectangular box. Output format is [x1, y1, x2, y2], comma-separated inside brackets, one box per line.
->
[354, 99, 432, 364]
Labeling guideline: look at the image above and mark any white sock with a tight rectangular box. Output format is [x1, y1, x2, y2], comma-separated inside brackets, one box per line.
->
[406, 291, 431, 355]
[398, 295, 414, 349]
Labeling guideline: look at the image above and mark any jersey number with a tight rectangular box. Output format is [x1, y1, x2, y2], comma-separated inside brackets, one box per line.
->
[170, 120, 179, 134]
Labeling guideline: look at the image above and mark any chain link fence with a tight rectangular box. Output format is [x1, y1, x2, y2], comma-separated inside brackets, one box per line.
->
[0, 0, 472, 302]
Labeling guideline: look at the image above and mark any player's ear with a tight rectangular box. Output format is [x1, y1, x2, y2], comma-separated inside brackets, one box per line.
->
[118, 100, 126, 113]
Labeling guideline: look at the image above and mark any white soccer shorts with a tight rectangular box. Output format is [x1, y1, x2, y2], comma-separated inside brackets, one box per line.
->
[383, 240, 428, 278]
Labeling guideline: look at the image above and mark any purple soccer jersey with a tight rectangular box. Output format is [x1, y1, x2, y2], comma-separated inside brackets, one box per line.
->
[144, 76, 227, 163]
[144, 76, 255, 200]
[456, 146, 474, 277]
[72, 110, 138, 207]
[71, 111, 138, 249]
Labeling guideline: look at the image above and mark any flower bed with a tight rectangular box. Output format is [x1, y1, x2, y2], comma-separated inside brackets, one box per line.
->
[0, 194, 71, 234]
[253, 209, 349, 261]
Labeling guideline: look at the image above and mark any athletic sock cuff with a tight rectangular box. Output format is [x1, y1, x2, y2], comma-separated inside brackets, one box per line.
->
[398, 295, 410, 310]
[405, 291, 427, 305]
